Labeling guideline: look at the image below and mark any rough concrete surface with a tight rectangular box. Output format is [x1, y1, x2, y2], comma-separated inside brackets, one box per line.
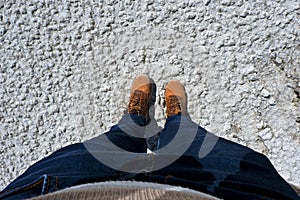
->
[0, 0, 299, 190]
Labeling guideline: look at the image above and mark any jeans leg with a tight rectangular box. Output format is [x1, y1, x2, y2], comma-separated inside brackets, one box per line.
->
[84, 114, 152, 173]
[152, 114, 208, 175]
[151, 115, 299, 200]
[0, 143, 118, 200]
[109, 113, 161, 151]
[0, 114, 148, 200]
[156, 114, 202, 150]
[98, 113, 149, 153]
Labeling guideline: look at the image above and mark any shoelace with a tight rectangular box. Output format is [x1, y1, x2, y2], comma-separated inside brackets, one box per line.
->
[167, 95, 182, 115]
[128, 90, 147, 115]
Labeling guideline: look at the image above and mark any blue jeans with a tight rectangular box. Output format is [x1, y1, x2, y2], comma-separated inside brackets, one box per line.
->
[0, 114, 299, 200]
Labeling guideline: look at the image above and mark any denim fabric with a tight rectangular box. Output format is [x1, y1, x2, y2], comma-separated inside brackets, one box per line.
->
[151, 115, 299, 200]
[0, 114, 299, 200]
[0, 114, 148, 200]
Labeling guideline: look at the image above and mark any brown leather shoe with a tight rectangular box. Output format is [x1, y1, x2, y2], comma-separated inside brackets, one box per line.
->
[128, 74, 152, 118]
[165, 80, 187, 117]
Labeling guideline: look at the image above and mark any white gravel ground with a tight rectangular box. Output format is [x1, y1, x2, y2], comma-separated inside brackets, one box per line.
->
[0, 0, 299, 190]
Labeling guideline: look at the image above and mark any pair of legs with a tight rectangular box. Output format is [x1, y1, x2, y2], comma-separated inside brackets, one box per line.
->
[1, 75, 299, 200]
